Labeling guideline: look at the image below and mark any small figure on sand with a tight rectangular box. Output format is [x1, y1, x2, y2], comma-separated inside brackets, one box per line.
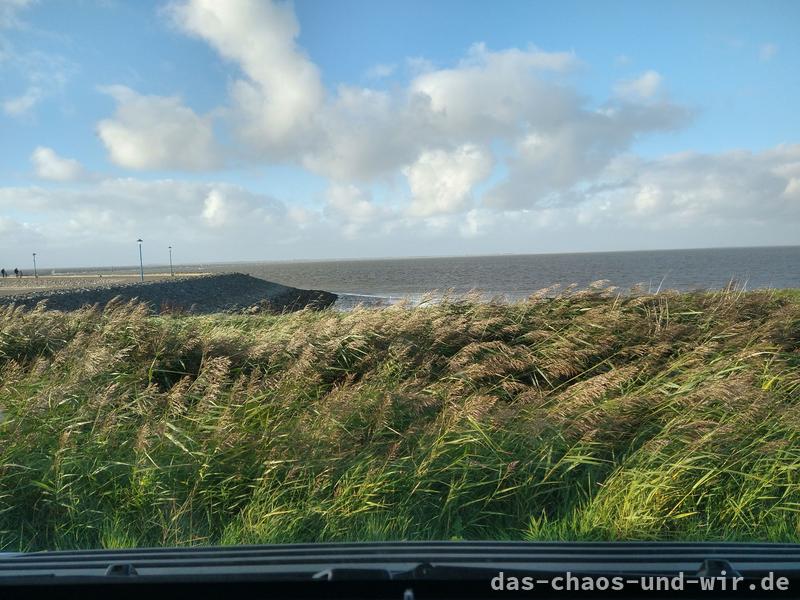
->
[13, 268, 19, 278]
[0, 268, 5, 278]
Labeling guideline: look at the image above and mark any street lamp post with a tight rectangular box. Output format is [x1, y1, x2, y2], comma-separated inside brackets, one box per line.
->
[169, 245, 174, 277]
[137, 239, 144, 282]
[32, 252, 38, 279]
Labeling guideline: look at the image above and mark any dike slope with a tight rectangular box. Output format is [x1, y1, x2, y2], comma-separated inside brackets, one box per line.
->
[0, 273, 337, 314]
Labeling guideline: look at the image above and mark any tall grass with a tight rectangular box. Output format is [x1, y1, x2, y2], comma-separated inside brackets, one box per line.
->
[0, 288, 798, 550]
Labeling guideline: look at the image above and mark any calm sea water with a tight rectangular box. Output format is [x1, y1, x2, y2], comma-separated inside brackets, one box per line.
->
[200, 246, 799, 302]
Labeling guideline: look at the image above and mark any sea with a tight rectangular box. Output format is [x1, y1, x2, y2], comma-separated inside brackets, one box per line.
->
[57, 246, 800, 310]
[208, 246, 799, 308]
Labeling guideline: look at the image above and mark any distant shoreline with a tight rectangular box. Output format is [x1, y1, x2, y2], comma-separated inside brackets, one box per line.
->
[20, 243, 800, 272]
[5, 246, 798, 304]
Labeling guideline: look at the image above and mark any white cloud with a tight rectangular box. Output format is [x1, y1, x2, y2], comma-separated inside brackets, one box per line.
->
[301, 85, 436, 181]
[199, 186, 284, 228]
[759, 42, 778, 61]
[0, 178, 289, 260]
[167, 0, 583, 175]
[405, 144, 493, 216]
[157, 6, 590, 183]
[97, 85, 219, 170]
[1, 143, 799, 265]
[1, 41, 77, 118]
[38, 0, 792, 263]
[301, 43, 606, 183]
[201, 189, 229, 227]
[0, 178, 280, 220]
[325, 184, 373, 221]
[484, 97, 691, 210]
[406, 56, 435, 75]
[614, 70, 663, 100]
[287, 205, 318, 227]
[2, 85, 40, 115]
[324, 183, 385, 223]
[409, 43, 581, 140]
[30, 146, 88, 181]
[167, 0, 323, 157]
[366, 63, 395, 79]
[0, 0, 34, 29]
[566, 144, 800, 228]
[103, 0, 690, 214]
[459, 208, 496, 237]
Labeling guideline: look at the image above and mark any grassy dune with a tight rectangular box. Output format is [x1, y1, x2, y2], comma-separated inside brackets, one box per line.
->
[0, 288, 798, 551]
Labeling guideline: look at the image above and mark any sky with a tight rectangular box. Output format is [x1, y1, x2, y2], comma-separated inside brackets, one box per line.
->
[0, 0, 798, 268]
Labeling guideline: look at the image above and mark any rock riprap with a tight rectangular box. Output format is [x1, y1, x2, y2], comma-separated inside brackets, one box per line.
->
[0, 273, 337, 314]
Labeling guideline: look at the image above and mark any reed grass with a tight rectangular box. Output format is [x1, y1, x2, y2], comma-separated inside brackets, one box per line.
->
[0, 287, 798, 550]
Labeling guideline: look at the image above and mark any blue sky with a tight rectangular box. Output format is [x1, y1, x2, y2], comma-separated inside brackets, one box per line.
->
[0, 0, 798, 267]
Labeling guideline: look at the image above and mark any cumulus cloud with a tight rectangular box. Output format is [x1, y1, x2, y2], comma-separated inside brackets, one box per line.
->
[301, 86, 415, 180]
[302, 43, 598, 182]
[30, 146, 88, 181]
[167, 0, 323, 157]
[556, 144, 800, 234]
[160, 2, 591, 182]
[96, 85, 220, 171]
[201, 189, 229, 227]
[324, 184, 379, 223]
[50, 0, 794, 263]
[157, 2, 693, 213]
[99, 0, 691, 215]
[614, 70, 663, 100]
[408, 43, 581, 140]
[322, 182, 394, 238]
[484, 96, 691, 210]
[0, 178, 282, 222]
[0, 178, 289, 263]
[405, 144, 493, 216]
[2, 143, 799, 265]
[200, 186, 285, 228]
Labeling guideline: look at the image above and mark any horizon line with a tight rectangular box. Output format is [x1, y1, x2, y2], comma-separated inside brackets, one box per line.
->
[22, 243, 800, 272]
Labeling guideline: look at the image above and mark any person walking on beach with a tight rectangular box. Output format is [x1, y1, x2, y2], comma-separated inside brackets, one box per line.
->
[13, 268, 19, 278]
[0, 268, 5, 278]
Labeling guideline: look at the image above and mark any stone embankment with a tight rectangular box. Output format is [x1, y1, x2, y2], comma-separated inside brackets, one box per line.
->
[0, 273, 337, 314]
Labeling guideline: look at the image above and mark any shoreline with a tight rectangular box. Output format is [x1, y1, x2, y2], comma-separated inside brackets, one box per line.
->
[1, 272, 797, 314]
